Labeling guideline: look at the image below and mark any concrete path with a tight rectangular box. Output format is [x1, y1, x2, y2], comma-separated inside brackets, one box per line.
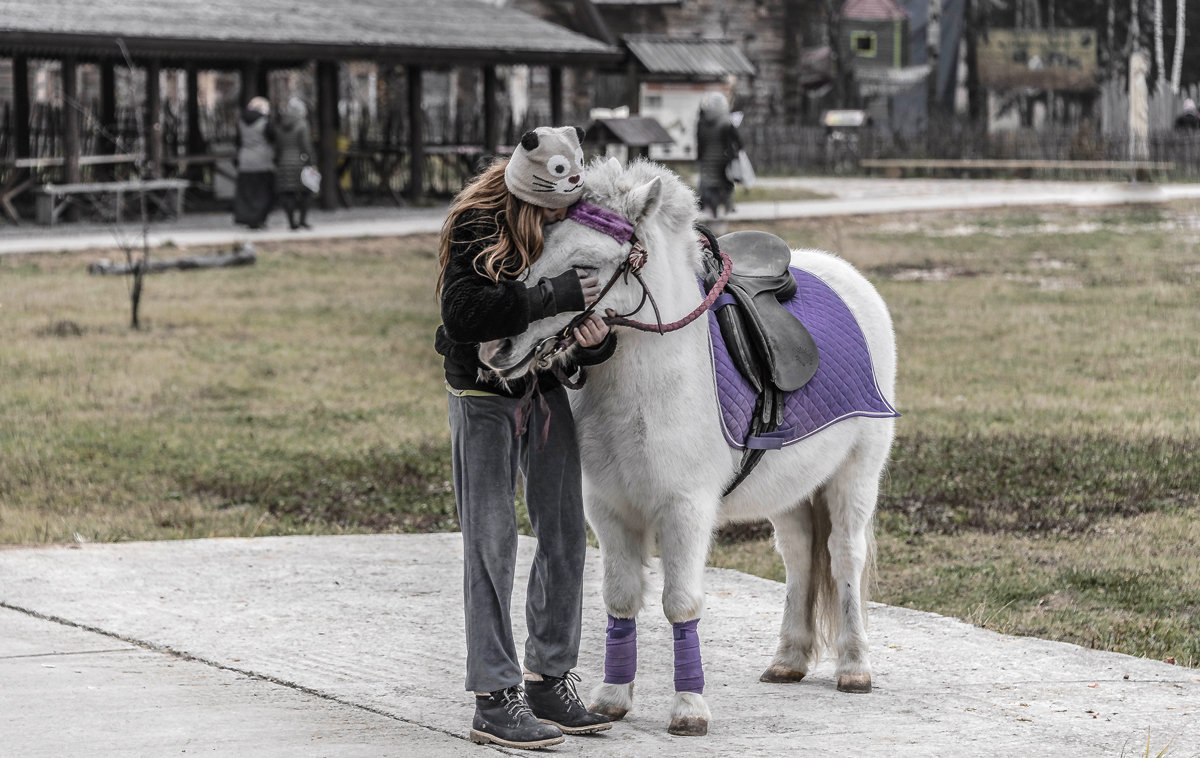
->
[2, 534, 1196, 756]
[4, 177, 1200, 256]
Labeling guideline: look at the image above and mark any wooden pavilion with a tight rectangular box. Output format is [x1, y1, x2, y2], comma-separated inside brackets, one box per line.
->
[0, 0, 621, 220]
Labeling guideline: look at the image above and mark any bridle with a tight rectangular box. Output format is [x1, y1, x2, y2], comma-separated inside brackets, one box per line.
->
[504, 200, 733, 444]
[518, 201, 734, 379]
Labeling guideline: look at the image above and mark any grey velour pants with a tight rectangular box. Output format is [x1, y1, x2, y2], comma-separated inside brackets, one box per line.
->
[447, 386, 587, 694]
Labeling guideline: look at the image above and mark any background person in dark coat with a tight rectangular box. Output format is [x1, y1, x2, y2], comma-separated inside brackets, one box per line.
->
[233, 96, 276, 229]
[695, 91, 742, 219]
[275, 97, 314, 230]
[1175, 98, 1200, 131]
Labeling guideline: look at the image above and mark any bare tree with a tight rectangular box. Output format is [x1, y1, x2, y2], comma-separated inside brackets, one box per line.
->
[115, 38, 153, 330]
[1170, 0, 1186, 92]
[1131, 0, 1141, 52]
[1153, 0, 1165, 87]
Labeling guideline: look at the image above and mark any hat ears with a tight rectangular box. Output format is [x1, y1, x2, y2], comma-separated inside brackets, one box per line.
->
[520, 126, 585, 150]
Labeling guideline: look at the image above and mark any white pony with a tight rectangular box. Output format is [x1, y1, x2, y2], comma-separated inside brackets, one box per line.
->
[481, 158, 897, 736]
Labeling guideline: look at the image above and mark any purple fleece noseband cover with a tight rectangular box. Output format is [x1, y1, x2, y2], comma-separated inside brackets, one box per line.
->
[566, 201, 635, 245]
[604, 615, 637, 684]
[673, 618, 704, 694]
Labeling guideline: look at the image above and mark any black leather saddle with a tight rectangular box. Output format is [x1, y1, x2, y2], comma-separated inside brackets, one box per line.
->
[701, 228, 820, 495]
[716, 230, 819, 393]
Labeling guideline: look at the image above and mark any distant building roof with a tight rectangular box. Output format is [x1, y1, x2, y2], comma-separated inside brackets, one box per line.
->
[584, 116, 674, 146]
[0, 0, 622, 65]
[624, 36, 755, 78]
[841, 0, 909, 22]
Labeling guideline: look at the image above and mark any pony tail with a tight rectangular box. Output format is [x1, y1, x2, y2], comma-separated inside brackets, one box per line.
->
[808, 488, 839, 657]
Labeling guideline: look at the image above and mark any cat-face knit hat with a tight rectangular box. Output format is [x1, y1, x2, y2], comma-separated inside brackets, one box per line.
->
[504, 126, 586, 209]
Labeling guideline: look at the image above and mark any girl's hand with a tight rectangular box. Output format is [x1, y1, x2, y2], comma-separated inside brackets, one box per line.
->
[573, 312, 610, 347]
[578, 269, 601, 306]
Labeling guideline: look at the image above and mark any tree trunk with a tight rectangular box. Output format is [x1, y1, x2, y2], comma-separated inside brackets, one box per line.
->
[1153, 0, 1165, 87]
[1131, 0, 1141, 53]
[1170, 0, 1186, 92]
[89, 247, 257, 276]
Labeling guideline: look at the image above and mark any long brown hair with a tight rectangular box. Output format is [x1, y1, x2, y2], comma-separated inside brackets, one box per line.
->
[435, 158, 547, 296]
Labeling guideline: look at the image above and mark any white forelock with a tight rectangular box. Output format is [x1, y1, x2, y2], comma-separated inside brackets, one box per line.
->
[582, 156, 699, 236]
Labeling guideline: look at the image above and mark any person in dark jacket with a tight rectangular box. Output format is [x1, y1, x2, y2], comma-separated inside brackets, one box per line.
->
[1175, 98, 1200, 130]
[275, 97, 314, 230]
[695, 91, 742, 219]
[233, 97, 275, 229]
[435, 125, 615, 750]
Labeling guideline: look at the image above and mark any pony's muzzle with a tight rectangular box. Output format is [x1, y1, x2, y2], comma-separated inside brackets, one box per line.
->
[478, 338, 513, 370]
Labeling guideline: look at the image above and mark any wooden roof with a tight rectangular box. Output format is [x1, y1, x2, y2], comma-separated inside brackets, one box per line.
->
[0, 0, 622, 65]
[584, 116, 674, 146]
[624, 36, 755, 78]
[840, 0, 908, 22]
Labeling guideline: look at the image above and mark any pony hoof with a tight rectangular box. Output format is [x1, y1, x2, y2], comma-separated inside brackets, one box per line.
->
[837, 673, 872, 693]
[668, 717, 708, 736]
[589, 703, 628, 721]
[760, 664, 807, 683]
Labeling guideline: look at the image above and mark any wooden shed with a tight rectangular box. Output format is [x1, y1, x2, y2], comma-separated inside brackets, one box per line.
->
[840, 0, 909, 72]
[584, 115, 674, 158]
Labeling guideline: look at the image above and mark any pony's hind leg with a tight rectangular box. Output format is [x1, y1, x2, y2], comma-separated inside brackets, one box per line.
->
[823, 434, 891, 694]
[761, 503, 820, 683]
[588, 499, 649, 720]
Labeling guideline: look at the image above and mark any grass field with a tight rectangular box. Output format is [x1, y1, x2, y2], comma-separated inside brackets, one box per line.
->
[2, 201, 1198, 667]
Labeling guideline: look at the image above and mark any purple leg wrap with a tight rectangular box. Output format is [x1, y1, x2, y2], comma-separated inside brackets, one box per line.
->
[672, 619, 704, 694]
[604, 615, 637, 684]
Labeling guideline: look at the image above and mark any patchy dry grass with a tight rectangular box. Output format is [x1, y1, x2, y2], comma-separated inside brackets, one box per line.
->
[3, 200, 1199, 666]
[1, 235, 455, 542]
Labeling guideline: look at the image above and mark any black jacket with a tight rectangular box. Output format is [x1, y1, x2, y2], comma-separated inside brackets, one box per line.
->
[435, 208, 616, 398]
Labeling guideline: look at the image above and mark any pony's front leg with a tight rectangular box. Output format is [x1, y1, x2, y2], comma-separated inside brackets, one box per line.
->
[588, 499, 648, 721]
[658, 498, 717, 737]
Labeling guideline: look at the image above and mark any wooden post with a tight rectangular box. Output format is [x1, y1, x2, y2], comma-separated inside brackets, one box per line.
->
[145, 59, 163, 177]
[185, 64, 204, 182]
[100, 61, 116, 157]
[549, 66, 563, 125]
[256, 64, 270, 104]
[12, 55, 30, 160]
[62, 57, 81, 185]
[625, 57, 640, 115]
[407, 64, 424, 204]
[482, 65, 497, 154]
[316, 60, 339, 211]
[241, 60, 260, 105]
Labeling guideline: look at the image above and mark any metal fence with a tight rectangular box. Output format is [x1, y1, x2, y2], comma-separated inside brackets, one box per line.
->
[740, 119, 1200, 179]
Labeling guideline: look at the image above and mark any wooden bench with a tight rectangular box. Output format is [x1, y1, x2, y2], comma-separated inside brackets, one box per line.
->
[1, 154, 141, 224]
[35, 178, 190, 226]
[859, 158, 1176, 179]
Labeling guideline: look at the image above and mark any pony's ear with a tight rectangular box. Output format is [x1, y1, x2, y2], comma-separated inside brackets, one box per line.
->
[607, 156, 622, 171]
[629, 176, 663, 224]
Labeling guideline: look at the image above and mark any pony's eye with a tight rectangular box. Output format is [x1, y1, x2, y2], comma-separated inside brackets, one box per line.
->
[546, 156, 570, 176]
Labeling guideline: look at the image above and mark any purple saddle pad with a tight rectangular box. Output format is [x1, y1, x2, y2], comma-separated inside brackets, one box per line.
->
[706, 267, 899, 451]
